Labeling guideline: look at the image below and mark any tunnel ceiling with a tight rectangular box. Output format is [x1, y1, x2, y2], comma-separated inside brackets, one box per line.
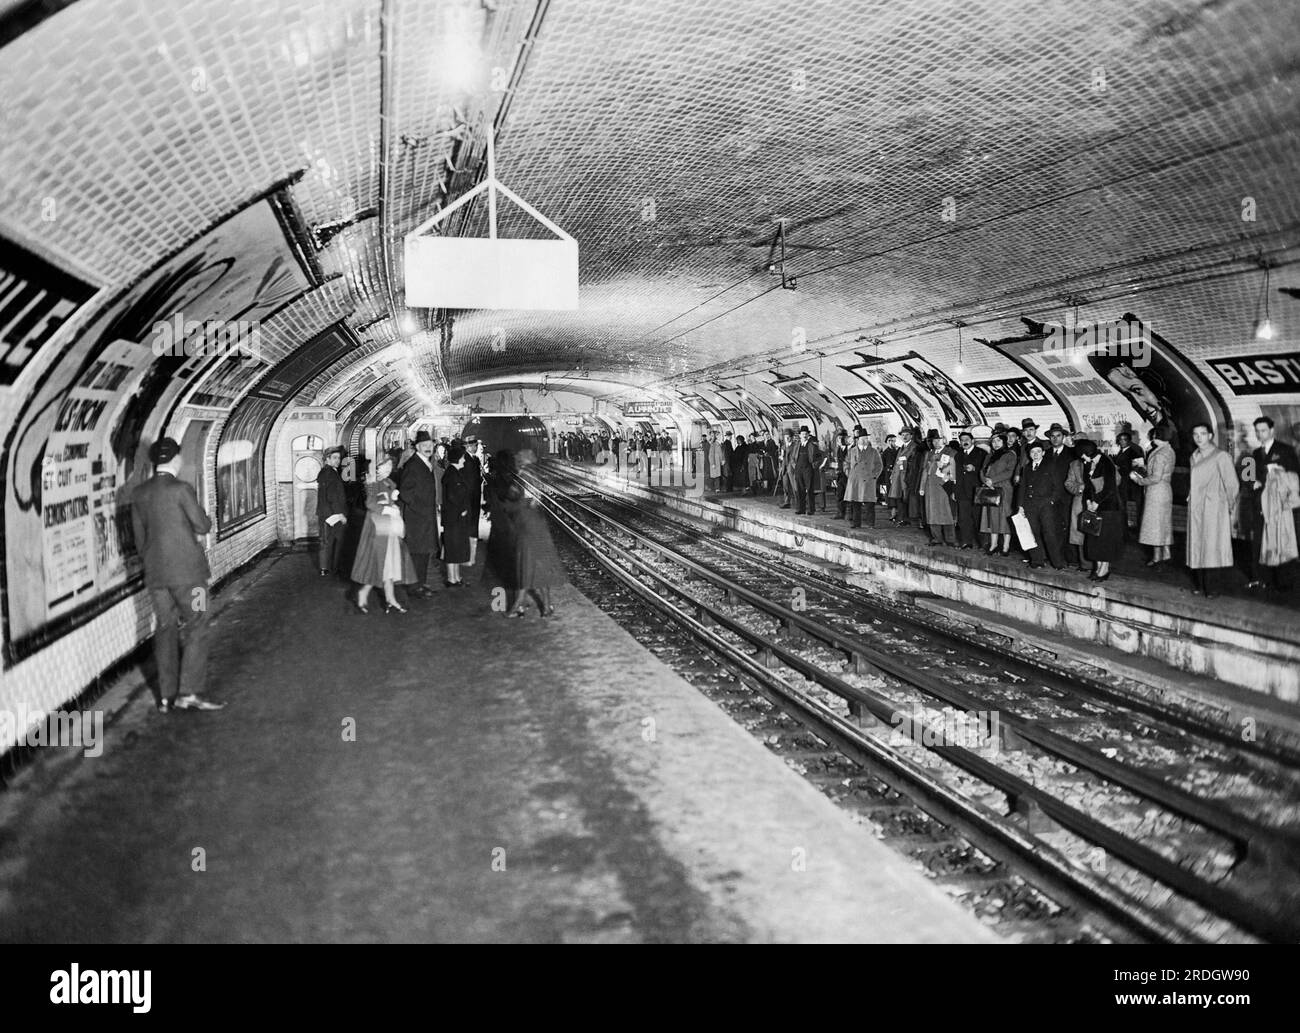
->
[1, 0, 1298, 420]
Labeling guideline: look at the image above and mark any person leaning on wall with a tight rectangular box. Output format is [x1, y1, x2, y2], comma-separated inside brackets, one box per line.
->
[131, 437, 226, 713]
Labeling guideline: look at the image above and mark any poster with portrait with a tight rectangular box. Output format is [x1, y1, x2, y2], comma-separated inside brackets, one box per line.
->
[3, 189, 316, 660]
[772, 376, 859, 437]
[987, 319, 1230, 466]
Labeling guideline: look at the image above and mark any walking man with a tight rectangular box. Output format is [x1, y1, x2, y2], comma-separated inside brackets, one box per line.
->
[131, 437, 224, 713]
[316, 445, 348, 577]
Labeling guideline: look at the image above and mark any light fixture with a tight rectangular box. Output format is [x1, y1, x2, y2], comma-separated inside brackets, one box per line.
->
[398, 311, 419, 336]
[954, 322, 965, 376]
[1254, 261, 1276, 340]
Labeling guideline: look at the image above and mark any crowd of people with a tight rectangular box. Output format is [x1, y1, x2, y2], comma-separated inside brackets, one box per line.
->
[316, 433, 564, 618]
[699, 416, 1300, 598]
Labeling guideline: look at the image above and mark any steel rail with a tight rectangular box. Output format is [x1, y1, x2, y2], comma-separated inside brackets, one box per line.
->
[525, 471, 1294, 942]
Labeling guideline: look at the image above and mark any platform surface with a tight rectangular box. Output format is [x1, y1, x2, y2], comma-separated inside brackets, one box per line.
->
[0, 553, 997, 944]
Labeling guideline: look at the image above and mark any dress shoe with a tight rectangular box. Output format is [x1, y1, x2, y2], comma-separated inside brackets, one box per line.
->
[1092, 574, 1110, 584]
[779, 504, 790, 509]
[175, 694, 226, 711]
[960, 544, 972, 550]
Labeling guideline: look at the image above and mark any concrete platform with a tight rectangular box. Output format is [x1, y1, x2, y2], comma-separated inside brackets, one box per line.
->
[556, 459, 1300, 712]
[0, 552, 997, 944]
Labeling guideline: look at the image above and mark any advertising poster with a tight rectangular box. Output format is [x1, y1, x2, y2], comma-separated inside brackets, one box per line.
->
[3, 191, 315, 658]
[772, 376, 857, 434]
[843, 354, 988, 439]
[0, 234, 97, 387]
[987, 320, 1231, 461]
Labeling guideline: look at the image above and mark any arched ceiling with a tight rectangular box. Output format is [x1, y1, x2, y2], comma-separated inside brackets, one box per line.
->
[1, 0, 1297, 422]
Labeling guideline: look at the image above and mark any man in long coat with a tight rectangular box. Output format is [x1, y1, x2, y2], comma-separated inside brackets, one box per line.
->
[792, 426, 822, 515]
[953, 431, 987, 549]
[464, 438, 484, 567]
[316, 446, 349, 577]
[844, 434, 883, 528]
[1244, 415, 1300, 590]
[396, 430, 440, 596]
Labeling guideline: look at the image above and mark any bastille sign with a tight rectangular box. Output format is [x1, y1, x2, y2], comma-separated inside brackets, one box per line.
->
[404, 132, 578, 311]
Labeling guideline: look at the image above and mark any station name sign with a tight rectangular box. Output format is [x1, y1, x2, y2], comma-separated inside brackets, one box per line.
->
[1207, 351, 1300, 395]
[624, 401, 672, 415]
[963, 377, 1052, 407]
[769, 402, 808, 419]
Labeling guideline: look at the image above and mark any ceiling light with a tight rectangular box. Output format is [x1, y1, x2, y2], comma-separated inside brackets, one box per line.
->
[399, 312, 419, 336]
[1255, 317, 1275, 341]
[1253, 261, 1277, 341]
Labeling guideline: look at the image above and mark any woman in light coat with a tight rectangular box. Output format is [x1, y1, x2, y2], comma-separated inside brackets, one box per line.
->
[350, 455, 416, 614]
[1186, 423, 1239, 597]
[979, 431, 1017, 555]
[1132, 425, 1175, 565]
[704, 432, 725, 491]
[844, 435, 883, 529]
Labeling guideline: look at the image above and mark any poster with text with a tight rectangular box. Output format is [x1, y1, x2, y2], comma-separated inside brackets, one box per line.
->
[3, 192, 314, 659]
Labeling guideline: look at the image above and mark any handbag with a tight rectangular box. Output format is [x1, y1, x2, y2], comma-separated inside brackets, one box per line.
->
[478, 511, 492, 541]
[1077, 510, 1102, 536]
[975, 486, 1003, 507]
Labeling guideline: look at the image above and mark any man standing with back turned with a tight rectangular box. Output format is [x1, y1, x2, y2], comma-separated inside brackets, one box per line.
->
[131, 437, 225, 713]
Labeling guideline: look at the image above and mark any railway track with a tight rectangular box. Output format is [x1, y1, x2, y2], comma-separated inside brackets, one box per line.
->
[523, 461, 1300, 944]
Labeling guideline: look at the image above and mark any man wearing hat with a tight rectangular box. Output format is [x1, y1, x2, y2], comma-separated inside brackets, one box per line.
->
[1016, 440, 1067, 570]
[396, 430, 441, 596]
[130, 437, 224, 713]
[316, 446, 349, 578]
[792, 426, 822, 515]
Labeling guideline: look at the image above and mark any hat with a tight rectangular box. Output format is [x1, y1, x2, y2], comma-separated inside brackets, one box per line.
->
[991, 423, 1009, 435]
[1026, 440, 1047, 453]
[149, 437, 181, 464]
[1046, 423, 1068, 435]
[1020, 418, 1039, 430]
[324, 445, 346, 459]
[413, 430, 433, 444]
[798, 425, 811, 434]
[925, 428, 942, 441]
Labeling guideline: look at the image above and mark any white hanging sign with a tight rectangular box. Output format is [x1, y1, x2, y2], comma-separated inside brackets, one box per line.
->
[404, 132, 578, 311]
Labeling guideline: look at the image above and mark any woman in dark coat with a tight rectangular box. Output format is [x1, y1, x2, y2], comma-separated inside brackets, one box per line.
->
[351, 455, 416, 613]
[441, 444, 472, 586]
[1078, 439, 1123, 582]
[486, 450, 565, 618]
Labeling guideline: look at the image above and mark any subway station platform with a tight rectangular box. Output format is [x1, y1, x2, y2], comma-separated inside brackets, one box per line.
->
[0, 553, 996, 944]
[557, 459, 1300, 741]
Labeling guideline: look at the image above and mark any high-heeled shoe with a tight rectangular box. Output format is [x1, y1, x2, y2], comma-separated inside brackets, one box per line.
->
[352, 598, 369, 615]
[385, 601, 407, 614]
[505, 606, 527, 618]
[540, 606, 556, 618]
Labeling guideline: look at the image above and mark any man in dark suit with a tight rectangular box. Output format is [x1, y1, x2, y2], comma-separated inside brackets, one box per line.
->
[464, 437, 484, 567]
[953, 430, 986, 548]
[1045, 423, 1076, 543]
[1113, 429, 1143, 537]
[396, 430, 440, 596]
[878, 433, 899, 518]
[793, 426, 822, 515]
[1245, 415, 1300, 590]
[316, 446, 348, 578]
[721, 432, 734, 492]
[1016, 441, 1066, 569]
[131, 437, 224, 713]
[731, 434, 749, 492]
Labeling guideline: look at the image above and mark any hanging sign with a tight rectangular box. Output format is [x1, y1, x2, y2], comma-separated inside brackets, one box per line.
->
[404, 132, 578, 311]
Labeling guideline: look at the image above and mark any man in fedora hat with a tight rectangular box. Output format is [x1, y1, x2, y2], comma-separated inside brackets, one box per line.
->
[396, 429, 441, 596]
[317, 446, 349, 578]
[793, 426, 821, 515]
[131, 437, 225, 713]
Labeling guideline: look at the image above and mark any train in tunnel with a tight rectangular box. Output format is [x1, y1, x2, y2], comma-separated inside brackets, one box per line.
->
[459, 415, 551, 460]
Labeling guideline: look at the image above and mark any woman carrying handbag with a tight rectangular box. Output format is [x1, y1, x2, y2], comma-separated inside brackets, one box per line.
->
[1077, 439, 1123, 582]
[978, 430, 1017, 555]
[350, 455, 417, 613]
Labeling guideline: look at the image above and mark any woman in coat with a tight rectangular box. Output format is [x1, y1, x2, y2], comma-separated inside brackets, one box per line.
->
[1186, 423, 1239, 597]
[350, 455, 416, 614]
[889, 429, 918, 526]
[978, 431, 1017, 555]
[704, 432, 724, 491]
[441, 444, 473, 587]
[1065, 450, 1090, 572]
[1077, 439, 1123, 582]
[486, 450, 565, 618]
[1132, 426, 1175, 565]
[917, 432, 957, 546]
[844, 435, 883, 529]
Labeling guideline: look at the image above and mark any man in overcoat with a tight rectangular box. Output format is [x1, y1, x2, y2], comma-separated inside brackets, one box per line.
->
[316, 446, 349, 577]
[396, 430, 441, 596]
